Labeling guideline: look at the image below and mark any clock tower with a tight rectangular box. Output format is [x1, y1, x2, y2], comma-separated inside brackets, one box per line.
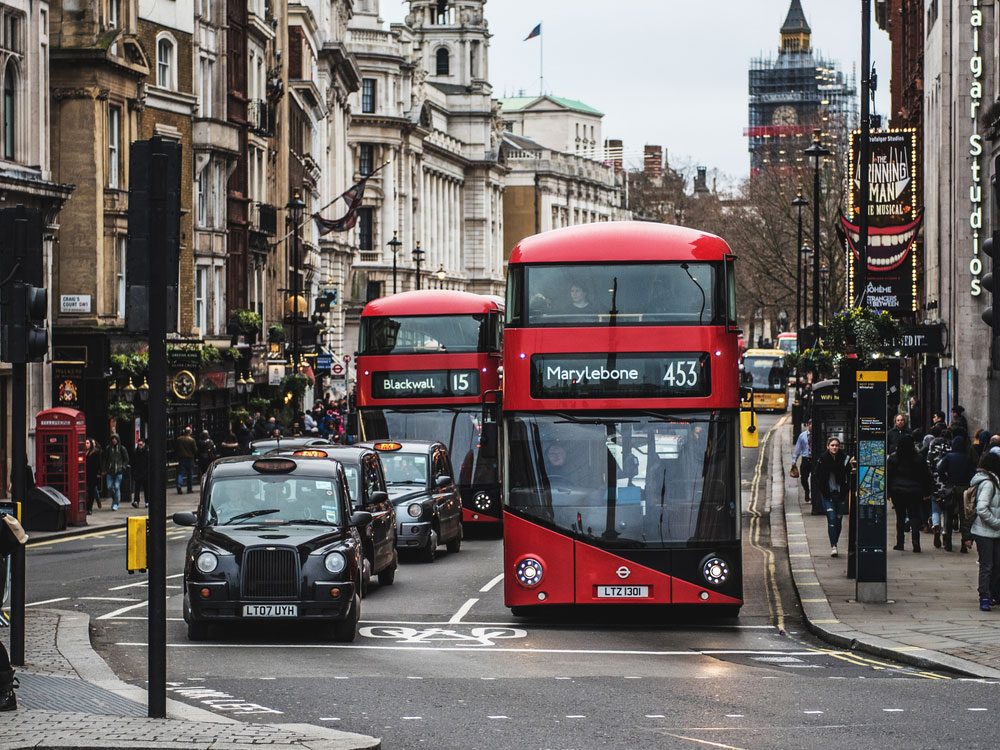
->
[780, 0, 811, 55]
[406, 1, 491, 90]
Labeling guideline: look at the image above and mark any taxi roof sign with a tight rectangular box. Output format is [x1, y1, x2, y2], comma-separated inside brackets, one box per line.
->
[252, 458, 297, 473]
[293, 449, 329, 458]
[373, 441, 403, 452]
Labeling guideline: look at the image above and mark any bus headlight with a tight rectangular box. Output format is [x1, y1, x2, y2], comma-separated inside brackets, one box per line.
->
[702, 557, 729, 586]
[515, 557, 544, 588]
[324, 552, 347, 574]
[473, 491, 492, 512]
[195, 551, 218, 574]
[407, 503, 423, 519]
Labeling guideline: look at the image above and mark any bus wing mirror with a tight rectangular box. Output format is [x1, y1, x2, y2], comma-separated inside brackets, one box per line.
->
[480, 421, 499, 459]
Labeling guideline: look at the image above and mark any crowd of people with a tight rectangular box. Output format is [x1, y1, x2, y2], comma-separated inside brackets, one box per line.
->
[792, 404, 1000, 612]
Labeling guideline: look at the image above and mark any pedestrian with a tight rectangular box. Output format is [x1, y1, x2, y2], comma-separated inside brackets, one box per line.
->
[968, 451, 1000, 611]
[813, 436, 852, 557]
[791, 418, 813, 505]
[937, 434, 978, 552]
[887, 413, 909, 455]
[131, 437, 149, 508]
[219, 431, 240, 458]
[951, 405, 970, 436]
[251, 412, 269, 441]
[931, 410, 947, 429]
[197, 430, 218, 476]
[235, 420, 251, 454]
[102, 434, 130, 511]
[887, 435, 934, 552]
[908, 395, 921, 433]
[175, 426, 198, 494]
[303, 409, 317, 434]
[85, 438, 103, 513]
[0, 509, 28, 711]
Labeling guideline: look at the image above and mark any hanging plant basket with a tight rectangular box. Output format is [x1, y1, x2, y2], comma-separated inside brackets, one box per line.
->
[824, 307, 899, 364]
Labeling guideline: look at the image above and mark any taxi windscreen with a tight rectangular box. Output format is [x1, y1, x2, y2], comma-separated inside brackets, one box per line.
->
[380, 453, 428, 487]
[207, 476, 343, 526]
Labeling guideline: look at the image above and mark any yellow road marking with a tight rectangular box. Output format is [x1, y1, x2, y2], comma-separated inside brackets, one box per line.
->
[747, 415, 789, 633]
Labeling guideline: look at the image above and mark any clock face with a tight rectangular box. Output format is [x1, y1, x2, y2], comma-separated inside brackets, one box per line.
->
[172, 370, 197, 400]
[772, 105, 798, 126]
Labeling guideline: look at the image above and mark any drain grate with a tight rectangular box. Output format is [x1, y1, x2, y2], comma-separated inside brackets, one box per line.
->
[17, 672, 147, 716]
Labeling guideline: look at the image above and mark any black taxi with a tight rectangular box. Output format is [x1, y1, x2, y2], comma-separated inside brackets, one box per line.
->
[360, 440, 463, 562]
[172, 455, 368, 642]
[268, 445, 398, 595]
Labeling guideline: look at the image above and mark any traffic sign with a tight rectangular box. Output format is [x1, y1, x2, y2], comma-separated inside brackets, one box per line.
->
[331, 363, 346, 378]
[316, 354, 333, 372]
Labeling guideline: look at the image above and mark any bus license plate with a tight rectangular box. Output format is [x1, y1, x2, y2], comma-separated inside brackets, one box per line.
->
[243, 604, 298, 617]
[596, 585, 649, 599]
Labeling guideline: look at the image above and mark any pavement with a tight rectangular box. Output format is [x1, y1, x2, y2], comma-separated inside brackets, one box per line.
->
[0, 607, 380, 749]
[778, 421, 1000, 680]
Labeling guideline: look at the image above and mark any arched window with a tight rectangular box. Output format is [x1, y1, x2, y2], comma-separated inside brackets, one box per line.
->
[157, 36, 176, 89]
[435, 47, 450, 76]
[3, 64, 15, 160]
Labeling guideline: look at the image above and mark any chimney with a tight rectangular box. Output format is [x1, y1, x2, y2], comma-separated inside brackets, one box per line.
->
[643, 145, 663, 178]
[694, 167, 709, 194]
[605, 139, 623, 173]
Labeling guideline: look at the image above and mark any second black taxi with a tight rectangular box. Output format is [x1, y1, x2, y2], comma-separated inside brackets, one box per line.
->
[173, 454, 369, 641]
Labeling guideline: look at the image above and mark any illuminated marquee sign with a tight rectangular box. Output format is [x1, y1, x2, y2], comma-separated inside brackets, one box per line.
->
[970, 0, 985, 297]
[530, 353, 710, 399]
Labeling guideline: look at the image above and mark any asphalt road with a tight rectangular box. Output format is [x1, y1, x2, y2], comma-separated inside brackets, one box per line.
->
[24, 414, 1000, 750]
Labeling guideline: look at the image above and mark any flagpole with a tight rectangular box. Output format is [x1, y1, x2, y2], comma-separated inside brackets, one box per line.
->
[539, 29, 544, 95]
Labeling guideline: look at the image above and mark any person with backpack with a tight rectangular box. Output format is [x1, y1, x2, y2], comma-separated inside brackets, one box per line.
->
[937, 435, 978, 552]
[967, 452, 1000, 611]
[887, 435, 935, 552]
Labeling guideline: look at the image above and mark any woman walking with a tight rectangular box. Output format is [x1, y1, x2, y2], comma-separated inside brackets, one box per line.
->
[813, 436, 852, 557]
[887, 435, 935, 552]
[969, 452, 1000, 611]
[85, 438, 103, 513]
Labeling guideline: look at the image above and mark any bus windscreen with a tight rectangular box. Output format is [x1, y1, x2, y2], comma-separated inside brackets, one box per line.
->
[506, 412, 737, 546]
[360, 314, 491, 355]
[743, 356, 786, 393]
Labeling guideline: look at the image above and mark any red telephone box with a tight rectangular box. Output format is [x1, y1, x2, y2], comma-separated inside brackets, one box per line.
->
[35, 408, 88, 526]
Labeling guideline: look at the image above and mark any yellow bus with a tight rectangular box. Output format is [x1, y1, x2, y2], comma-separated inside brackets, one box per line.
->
[740, 348, 789, 413]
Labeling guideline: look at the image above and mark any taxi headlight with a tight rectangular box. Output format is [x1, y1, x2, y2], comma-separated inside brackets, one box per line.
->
[324, 551, 347, 574]
[195, 551, 218, 574]
[702, 556, 729, 586]
[407, 503, 423, 519]
[516, 557, 544, 588]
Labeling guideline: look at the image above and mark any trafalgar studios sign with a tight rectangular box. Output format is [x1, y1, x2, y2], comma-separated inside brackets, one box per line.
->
[970, 0, 986, 297]
[841, 128, 920, 314]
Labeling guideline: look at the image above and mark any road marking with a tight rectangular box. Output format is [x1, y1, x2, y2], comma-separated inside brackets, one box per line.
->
[28, 529, 126, 547]
[99, 600, 149, 619]
[968, 708, 989, 711]
[448, 598, 479, 624]
[26, 597, 70, 607]
[645, 714, 666, 718]
[883, 709, 904, 712]
[725, 714, 744, 718]
[479, 573, 504, 593]
[662, 734, 747, 750]
[80, 597, 141, 602]
[747, 415, 788, 633]
[804, 710, 823, 715]
[406, 676, 422, 680]
[488, 715, 508, 719]
[319, 717, 340, 721]
[401, 716, 422, 720]
[108, 573, 182, 591]
[566, 715, 585, 719]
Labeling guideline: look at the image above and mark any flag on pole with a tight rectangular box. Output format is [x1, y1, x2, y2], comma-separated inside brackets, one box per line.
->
[524, 23, 541, 41]
[312, 163, 386, 235]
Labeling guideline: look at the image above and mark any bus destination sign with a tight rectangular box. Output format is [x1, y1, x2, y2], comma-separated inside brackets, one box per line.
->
[372, 369, 480, 399]
[531, 353, 710, 399]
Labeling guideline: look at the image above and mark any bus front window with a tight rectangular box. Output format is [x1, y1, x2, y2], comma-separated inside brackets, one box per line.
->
[505, 412, 738, 546]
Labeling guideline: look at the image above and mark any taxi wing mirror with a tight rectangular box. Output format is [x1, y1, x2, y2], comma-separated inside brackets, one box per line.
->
[172, 511, 197, 527]
[368, 490, 389, 505]
[434, 475, 452, 488]
[350, 510, 373, 527]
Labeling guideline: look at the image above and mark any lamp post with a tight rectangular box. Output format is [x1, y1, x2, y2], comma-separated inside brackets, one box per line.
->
[792, 188, 809, 332]
[287, 190, 306, 371]
[804, 130, 830, 330]
[412, 241, 425, 291]
[435, 265, 446, 289]
[387, 231, 402, 295]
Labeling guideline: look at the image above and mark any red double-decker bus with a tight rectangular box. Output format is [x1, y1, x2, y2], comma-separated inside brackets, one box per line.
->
[357, 290, 504, 525]
[502, 222, 744, 615]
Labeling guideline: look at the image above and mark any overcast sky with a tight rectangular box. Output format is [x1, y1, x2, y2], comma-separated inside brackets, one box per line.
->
[379, 1, 891, 183]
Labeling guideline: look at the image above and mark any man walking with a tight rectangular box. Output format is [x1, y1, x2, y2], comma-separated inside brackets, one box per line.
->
[792, 419, 813, 505]
[131, 438, 149, 508]
[887, 414, 909, 455]
[175, 426, 198, 494]
[102, 435, 130, 511]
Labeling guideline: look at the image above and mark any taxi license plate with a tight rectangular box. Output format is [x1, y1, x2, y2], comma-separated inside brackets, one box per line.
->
[242, 604, 298, 617]
[596, 585, 649, 599]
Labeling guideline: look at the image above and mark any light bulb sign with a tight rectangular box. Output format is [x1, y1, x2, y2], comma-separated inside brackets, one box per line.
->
[372, 369, 480, 399]
[970, 0, 986, 297]
[530, 353, 710, 399]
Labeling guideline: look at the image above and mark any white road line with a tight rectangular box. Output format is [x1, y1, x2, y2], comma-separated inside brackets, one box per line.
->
[645, 714, 666, 718]
[803, 710, 824, 715]
[479, 573, 504, 593]
[401, 716, 422, 720]
[487, 715, 508, 720]
[26, 597, 70, 607]
[319, 718, 340, 721]
[566, 715, 585, 719]
[448, 598, 479, 624]
[354, 618, 771, 629]
[662, 734, 747, 750]
[883, 709, 904, 712]
[725, 714, 745, 718]
[99, 600, 149, 620]
[108, 573, 182, 591]
[968, 708, 989, 711]
[80, 597, 140, 602]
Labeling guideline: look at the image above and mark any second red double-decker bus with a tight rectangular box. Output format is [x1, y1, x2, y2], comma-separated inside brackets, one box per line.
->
[502, 222, 743, 615]
[356, 290, 504, 525]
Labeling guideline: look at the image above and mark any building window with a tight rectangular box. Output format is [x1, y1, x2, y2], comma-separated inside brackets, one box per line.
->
[199, 56, 214, 118]
[214, 162, 225, 228]
[108, 0, 119, 28]
[157, 36, 176, 89]
[358, 207, 374, 251]
[361, 78, 376, 114]
[3, 64, 14, 161]
[359, 143, 374, 176]
[435, 47, 450, 76]
[107, 106, 121, 188]
[195, 267, 207, 331]
[116, 236, 126, 317]
[366, 280, 383, 303]
[213, 266, 223, 334]
[196, 167, 207, 226]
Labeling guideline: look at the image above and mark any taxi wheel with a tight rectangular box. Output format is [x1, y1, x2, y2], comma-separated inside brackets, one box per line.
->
[187, 619, 210, 641]
[420, 529, 438, 563]
[361, 558, 372, 598]
[377, 561, 396, 586]
[331, 594, 360, 642]
[446, 526, 462, 554]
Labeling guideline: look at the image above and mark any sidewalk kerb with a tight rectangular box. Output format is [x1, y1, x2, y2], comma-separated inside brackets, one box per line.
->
[775, 422, 1000, 680]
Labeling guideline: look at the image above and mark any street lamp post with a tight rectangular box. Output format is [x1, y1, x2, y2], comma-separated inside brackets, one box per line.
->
[412, 241, 425, 291]
[804, 131, 830, 330]
[435, 265, 446, 289]
[792, 189, 809, 332]
[387, 231, 402, 295]
[287, 191, 306, 371]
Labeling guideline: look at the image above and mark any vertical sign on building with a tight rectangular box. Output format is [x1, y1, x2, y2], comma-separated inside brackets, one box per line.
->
[970, 0, 986, 296]
[842, 129, 920, 315]
[855, 370, 888, 603]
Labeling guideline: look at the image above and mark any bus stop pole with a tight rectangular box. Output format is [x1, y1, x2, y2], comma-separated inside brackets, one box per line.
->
[9, 361, 26, 666]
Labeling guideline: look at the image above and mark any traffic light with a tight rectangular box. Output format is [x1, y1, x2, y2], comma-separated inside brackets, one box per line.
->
[0, 206, 48, 364]
[315, 289, 337, 314]
[982, 231, 1000, 330]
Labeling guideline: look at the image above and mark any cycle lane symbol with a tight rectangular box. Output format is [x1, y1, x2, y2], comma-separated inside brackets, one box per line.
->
[358, 626, 528, 647]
